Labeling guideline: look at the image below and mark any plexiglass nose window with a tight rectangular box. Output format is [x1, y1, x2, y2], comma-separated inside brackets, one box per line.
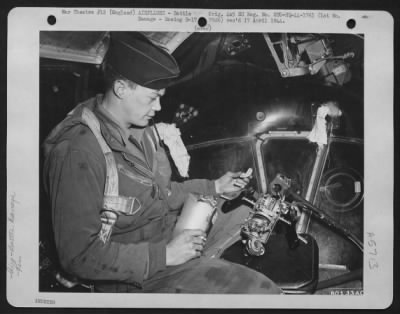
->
[188, 140, 258, 189]
[310, 140, 363, 269]
[261, 138, 317, 197]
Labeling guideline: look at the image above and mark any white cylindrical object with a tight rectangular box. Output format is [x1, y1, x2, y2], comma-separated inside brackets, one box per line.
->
[173, 193, 217, 237]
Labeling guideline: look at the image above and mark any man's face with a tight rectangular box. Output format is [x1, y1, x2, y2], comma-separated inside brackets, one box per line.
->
[121, 83, 165, 128]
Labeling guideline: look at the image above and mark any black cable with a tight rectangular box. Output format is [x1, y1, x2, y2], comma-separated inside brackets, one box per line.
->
[288, 189, 364, 252]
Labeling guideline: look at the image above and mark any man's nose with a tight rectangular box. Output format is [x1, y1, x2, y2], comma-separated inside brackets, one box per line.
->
[152, 98, 162, 111]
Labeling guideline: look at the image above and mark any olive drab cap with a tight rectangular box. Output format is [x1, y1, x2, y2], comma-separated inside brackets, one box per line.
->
[106, 32, 180, 89]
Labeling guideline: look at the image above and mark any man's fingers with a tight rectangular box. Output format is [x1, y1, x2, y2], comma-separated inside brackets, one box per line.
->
[192, 235, 207, 245]
[233, 178, 249, 188]
[194, 251, 202, 258]
[239, 168, 253, 178]
[192, 243, 204, 252]
[229, 171, 241, 178]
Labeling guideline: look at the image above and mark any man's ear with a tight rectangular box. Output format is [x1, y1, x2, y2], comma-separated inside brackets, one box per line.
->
[112, 80, 128, 99]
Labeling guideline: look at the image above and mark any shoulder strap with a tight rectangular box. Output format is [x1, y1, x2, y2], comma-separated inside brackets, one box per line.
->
[80, 108, 140, 215]
[81, 108, 119, 197]
[81, 108, 142, 244]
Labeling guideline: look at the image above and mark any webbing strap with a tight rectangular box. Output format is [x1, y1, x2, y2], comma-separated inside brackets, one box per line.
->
[81, 108, 143, 244]
[81, 108, 119, 197]
[80, 108, 142, 216]
[103, 195, 140, 214]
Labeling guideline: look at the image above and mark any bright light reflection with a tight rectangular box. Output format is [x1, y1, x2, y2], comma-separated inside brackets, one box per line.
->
[251, 108, 296, 134]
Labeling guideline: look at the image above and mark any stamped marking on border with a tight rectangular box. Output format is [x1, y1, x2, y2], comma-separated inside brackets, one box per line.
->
[367, 232, 379, 270]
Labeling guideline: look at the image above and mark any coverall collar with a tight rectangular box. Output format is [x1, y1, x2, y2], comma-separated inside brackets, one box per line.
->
[94, 95, 155, 172]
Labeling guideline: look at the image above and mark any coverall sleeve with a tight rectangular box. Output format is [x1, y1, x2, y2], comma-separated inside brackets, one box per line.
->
[44, 149, 166, 285]
[166, 179, 217, 210]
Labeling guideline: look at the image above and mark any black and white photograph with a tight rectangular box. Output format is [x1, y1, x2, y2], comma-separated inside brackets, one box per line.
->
[6, 8, 394, 309]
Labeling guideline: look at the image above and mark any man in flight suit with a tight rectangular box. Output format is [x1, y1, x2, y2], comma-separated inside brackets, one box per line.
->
[43, 32, 281, 294]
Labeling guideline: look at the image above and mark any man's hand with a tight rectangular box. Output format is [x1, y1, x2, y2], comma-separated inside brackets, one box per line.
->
[166, 229, 207, 266]
[215, 169, 253, 194]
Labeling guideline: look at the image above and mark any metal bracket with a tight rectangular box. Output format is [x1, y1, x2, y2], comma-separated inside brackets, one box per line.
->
[263, 33, 310, 77]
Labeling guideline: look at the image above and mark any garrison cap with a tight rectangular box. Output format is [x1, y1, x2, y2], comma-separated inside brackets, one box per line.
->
[106, 32, 180, 89]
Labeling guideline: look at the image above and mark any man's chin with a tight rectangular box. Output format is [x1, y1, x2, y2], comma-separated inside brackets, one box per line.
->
[143, 117, 154, 126]
[130, 121, 150, 128]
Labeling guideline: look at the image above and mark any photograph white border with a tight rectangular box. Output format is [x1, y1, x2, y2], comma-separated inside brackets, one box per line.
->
[6, 7, 394, 308]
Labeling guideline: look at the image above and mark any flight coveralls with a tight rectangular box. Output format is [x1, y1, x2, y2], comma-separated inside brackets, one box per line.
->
[43, 95, 282, 294]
